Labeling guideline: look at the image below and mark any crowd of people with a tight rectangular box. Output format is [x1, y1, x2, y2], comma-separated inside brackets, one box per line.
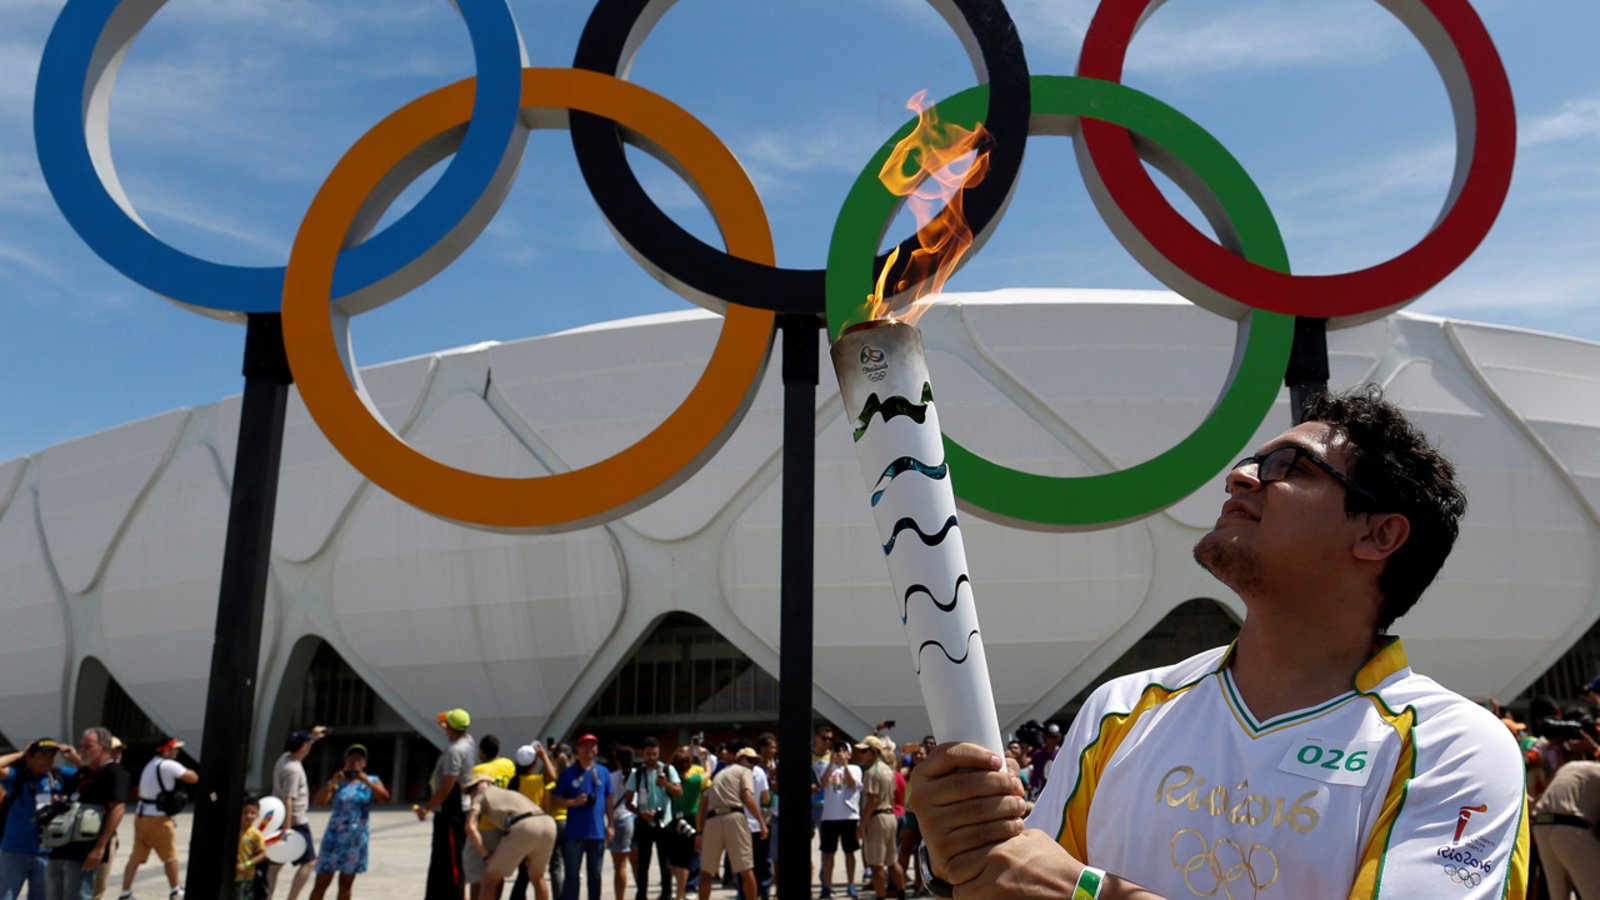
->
[0, 385, 1571, 900]
[413, 709, 1000, 900]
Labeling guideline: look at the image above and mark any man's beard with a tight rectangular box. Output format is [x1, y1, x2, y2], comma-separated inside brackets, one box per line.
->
[1193, 530, 1264, 596]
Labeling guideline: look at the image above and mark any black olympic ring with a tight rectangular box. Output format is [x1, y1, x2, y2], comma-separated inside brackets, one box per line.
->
[569, 0, 1031, 315]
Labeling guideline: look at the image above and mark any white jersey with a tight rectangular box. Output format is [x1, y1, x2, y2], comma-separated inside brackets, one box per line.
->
[1026, 640, 1529, 899]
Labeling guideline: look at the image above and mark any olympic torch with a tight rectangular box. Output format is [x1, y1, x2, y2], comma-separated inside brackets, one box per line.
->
[829, 91, 1002, 755]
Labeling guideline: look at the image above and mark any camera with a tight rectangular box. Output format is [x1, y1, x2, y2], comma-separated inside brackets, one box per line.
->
[343, 770, 360, 780]
[1014, 719, 1045, 749]
[34, 799, 70, 831]
[689, 732, 704, 746]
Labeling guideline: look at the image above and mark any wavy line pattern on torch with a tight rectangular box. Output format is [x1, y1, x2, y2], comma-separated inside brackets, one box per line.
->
[852, 382, 934, 441]
[901, 574, 971, 624]
[914, 629, 982, 675]
[870, 456, 949, 507]
[881, 514, 960, 556]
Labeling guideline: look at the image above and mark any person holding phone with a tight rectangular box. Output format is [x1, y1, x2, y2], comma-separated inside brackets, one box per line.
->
[308, 744, 388, 900]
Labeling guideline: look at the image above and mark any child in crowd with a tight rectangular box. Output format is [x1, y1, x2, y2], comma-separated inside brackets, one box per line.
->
[236, 797, 267, 900]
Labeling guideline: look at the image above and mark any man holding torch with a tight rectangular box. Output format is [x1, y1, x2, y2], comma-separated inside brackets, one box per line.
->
[911, 389, 1530, 898]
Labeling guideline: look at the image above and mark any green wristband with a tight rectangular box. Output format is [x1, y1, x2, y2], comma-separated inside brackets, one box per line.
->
[1072, 866, 1106, 900]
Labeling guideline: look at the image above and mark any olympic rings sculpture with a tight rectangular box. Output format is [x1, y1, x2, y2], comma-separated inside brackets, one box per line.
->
[33, 0, 1516, 532]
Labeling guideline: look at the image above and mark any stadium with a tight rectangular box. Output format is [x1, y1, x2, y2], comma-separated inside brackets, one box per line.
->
[4, 288, 1598, 799]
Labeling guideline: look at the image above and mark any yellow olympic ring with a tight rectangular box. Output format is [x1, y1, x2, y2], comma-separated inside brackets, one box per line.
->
[1170, 829, 1279, 899]
[282, 69, 775, 530]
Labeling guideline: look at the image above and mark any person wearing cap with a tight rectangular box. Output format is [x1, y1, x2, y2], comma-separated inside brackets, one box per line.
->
[462, 772, 558, 900]
[816, 739, 861, 899]
[694, 747, 765, 900]
[267, 726, 326, 900]
[420, 709, 476, 900]
[553, 734, 613, 900]
[508, 742, 558, 900]
[92, 738, 126, 900]
[855, 737, 902, 900]
[465, 735, 517, 900]
[116, 737, 197, 900]
[307, 743, 388, 900]
[0, 738, 68, 900]
[1530, 756, 1600, 898]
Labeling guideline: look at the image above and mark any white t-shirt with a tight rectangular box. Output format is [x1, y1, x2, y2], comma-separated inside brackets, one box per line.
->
[1026, 640, 1529, 899]
[273, 754, 310, 826]
[745, 764, 769, 833]
[136, 757, 189, 817]
[609, 769, 634, 824]
[819, 763, 861, 822]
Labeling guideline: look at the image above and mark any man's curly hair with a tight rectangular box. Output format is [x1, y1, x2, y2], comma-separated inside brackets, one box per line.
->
[1299, 386, 1467, 631]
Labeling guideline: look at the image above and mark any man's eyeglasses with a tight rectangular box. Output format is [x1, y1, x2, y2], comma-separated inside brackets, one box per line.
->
[1230, 445, 1380, 505]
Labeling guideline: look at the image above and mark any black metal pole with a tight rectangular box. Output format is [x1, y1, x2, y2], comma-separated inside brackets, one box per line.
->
[777, 313, 819, 898]
[185, 314, 293, 900]
[1286, 316, 1330, 424]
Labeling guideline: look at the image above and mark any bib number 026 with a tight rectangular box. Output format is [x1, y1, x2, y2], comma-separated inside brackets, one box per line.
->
[1296, 745, 1367, 772]
[1278, 738, 1382, 787]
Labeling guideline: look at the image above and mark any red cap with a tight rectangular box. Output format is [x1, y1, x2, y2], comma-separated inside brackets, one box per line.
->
[157, 737, 185, 753]
[576, 734, 599, 746]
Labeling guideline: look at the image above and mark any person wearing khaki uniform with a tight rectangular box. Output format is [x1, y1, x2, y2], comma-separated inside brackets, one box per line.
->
[855, 738, 904, 900]
[464, 774, 558, 899]
[1532, 760, 1600, 899]
[694, 748, 766, 900]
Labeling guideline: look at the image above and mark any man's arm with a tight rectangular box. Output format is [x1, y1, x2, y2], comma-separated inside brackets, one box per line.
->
[0, 749, 24, 778]
[911, 744, 1164, 899]
[84, 800, 124, 873]
[419, 775, 459, 818]
[741, 785, 767, 840]
[843, 764, 857, 789]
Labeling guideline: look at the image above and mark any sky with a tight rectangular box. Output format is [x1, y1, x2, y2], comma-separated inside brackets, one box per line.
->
[2, 0, 1597, 462]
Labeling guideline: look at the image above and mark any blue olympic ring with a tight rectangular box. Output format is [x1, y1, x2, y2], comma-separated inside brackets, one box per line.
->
[33, 0, 528, 318]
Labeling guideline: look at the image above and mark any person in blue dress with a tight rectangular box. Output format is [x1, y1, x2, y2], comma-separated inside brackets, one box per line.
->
[309, 744, 390, 900]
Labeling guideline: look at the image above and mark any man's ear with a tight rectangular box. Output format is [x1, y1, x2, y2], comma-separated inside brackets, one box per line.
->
[1353, 512, 1410, 562]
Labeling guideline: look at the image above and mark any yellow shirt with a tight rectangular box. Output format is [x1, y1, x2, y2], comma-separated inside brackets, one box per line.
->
[237, 826, 265, 883]
[473, 758, 517, 832]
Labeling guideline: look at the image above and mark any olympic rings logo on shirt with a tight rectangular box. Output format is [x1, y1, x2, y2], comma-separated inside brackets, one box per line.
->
[33, 0, 1515, 532]
[1169, 828, 1280, 899]
[1446, 864, 1484, 888]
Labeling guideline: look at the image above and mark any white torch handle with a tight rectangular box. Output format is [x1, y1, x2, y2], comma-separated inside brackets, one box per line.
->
[832, 321, 1004, 756]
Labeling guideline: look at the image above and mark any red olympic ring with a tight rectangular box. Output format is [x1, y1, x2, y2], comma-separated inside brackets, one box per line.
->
[1077, 0, 1516, 326]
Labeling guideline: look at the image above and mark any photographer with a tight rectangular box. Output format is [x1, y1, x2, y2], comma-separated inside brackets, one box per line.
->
[46, 727, 126, 900]
[0, 738, 67, 900]
[308, 744, 388, 900]
[622, 738, 681, 900]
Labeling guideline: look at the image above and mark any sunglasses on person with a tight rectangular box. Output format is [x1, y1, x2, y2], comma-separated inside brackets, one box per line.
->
[1230, 445, 1380, 505]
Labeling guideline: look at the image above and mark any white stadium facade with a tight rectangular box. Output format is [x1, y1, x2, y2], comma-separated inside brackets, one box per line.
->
[5, 288, 1600, 798]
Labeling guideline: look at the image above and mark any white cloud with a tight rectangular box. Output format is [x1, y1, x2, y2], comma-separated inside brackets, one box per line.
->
[1521, 98, 1600, 148]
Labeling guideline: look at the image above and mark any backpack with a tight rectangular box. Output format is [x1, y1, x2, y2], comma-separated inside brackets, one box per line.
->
[151, 760, 188, 816]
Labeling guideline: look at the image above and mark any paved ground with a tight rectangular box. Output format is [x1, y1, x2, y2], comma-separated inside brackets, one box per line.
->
[116, 808, 905, 898]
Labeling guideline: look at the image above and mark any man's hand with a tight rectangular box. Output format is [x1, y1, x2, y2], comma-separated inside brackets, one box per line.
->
[414, 805, 429, 821]
[83, 845, 104, 873]
[908, 743, 1027, 886]
[949, 830, 1081, 898]
[758, 824, 768, 841]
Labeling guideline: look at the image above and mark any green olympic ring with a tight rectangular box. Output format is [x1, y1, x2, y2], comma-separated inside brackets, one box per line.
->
[826, 75, 1295, 529]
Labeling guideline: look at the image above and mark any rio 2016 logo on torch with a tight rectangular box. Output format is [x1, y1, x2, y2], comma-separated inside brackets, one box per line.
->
[35, 0, 1514, 533]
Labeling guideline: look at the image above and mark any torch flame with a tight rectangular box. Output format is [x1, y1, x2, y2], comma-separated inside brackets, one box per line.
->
[866, 89, 992, 326]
